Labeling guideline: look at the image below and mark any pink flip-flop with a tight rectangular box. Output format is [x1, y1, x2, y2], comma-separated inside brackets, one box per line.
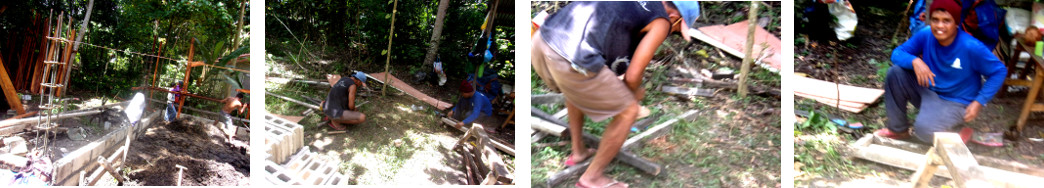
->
[564, 149, 596, 167]
[575, 180, 628, 188]
[326, 117, 345, 131]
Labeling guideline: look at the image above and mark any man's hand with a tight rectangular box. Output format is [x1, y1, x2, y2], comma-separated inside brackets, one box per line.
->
[964, 101, 982, 122]
[912, 58, 935, 87]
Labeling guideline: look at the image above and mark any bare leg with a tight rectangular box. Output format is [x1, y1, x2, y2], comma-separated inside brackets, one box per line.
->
[566, 101, 593, 162]
[332, 111, 366, 125]
[578, 102, 639, 188]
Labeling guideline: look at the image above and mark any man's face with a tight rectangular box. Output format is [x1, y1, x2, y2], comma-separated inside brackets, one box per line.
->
[663, 3, 691, 41]
[929, 10, 957, 44]
[462, 91, 474, 98]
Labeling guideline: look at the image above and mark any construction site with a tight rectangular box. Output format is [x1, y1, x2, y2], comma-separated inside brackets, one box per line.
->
[0, 1, 250, 186]
[264, 0, 515, 185]
[795, 0, 1044, 187]
[530, 1, 781, 187]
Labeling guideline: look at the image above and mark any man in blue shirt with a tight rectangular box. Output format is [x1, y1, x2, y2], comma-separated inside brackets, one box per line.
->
[875, 0, 1006, 143]
[448, 80, 493, 130]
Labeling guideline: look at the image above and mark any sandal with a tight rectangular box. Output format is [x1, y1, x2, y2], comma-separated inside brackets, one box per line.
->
[564, 148, 596, 167]
[326, 117, 346, 131]
[575, 180, 628, 188]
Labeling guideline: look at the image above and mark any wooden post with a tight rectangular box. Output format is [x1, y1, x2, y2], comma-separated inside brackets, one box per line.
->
[382, 0, 398, 97]
[909, 147, 939, 188]
[175, 164, 187, 186]
[737, 2, 758, 97]
[178, 38, 195, 119]
[0, 57, 26, 114]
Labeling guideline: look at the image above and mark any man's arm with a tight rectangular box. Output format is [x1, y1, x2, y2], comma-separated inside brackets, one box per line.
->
[972, 46, 1009, 105]
[625, 18, 671, 100]
[891, 29, 928, 70]
[461, 98, 482, 125]
[348, 85, 357, 111]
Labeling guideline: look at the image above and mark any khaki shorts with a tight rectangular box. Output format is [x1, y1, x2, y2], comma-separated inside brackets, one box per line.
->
[532, 31, 636, 122]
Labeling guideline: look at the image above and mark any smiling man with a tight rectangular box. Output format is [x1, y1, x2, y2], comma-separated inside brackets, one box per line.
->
[875, 0, 1006, 143]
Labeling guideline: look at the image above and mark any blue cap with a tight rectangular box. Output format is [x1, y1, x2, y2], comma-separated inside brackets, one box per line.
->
[353, 71, 367, 83]
[673, 1, 701, 30]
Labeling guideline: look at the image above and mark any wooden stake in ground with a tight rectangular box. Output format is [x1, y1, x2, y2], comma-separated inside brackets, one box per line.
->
[737, 2, 758, 97]
[382, 0, 398, 97]
[175, 164, 187, 186]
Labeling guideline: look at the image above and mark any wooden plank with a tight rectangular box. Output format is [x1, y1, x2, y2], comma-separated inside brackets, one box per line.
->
[532, 93, 564, 105]
[530, 118, 567, 137]
[443, 118, 513, 155]
[367, 72, 451, 110]
[793, 93, 868, 112]
[794, 92, 867, 108]
[910, 147, 940, 188]
[933, 133, 989, 187]
[852, 141, 1044, 187]
[793, 76, 885, 104]
[0, 57, 25, 114]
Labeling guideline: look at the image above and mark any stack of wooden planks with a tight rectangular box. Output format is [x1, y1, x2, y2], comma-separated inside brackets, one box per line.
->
[453, 125, 513, 185]
[794, 76, 884, 113]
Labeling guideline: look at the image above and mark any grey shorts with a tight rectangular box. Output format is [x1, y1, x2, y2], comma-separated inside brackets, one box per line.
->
[532, 31, 636, 122]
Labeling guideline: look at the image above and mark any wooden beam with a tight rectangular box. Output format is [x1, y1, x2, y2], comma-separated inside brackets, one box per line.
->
[531, 93, 564, 105]
[0, 57, 25, 114]
[910, 147, 940, 188]
[530, 118, 566, 137]
[851, 134, 1044, 187]
[933, 133, 990, 187]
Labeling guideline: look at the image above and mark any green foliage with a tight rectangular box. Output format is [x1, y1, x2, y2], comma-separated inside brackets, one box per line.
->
[265, 0, 508, 81]
[797, 110, 836, 133]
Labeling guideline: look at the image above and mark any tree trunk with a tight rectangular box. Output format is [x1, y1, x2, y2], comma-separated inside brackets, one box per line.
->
[61, 0, 93, 97]
[230, 0, 246, 67]
[737, 2, 758, 97]
[422, 0, 451, 72]
[382, 0, 398, 96]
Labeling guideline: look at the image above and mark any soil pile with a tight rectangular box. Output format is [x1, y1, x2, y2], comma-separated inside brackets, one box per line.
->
[123, 118, 249, 186]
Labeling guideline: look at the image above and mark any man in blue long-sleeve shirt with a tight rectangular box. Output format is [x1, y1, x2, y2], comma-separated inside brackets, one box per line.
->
[875, 0, 1007, 143]
[448, 80, 493, 130]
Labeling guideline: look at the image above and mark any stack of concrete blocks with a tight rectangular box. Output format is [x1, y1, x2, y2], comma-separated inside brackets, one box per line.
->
[263, 115, 348, 185]
[264, 115, 303, 164]
[282, 148, 349, 185]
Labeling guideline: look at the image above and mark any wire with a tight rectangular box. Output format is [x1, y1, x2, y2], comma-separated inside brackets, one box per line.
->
[46, 37, 249, 73]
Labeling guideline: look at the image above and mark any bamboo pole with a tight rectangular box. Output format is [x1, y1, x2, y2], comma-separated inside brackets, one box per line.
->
[382, 0, 398, 97]
[737, 2, 758, 97]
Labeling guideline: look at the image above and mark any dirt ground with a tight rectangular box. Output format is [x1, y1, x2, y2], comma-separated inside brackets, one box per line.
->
[794, 1, 1044, 186]
[266, 65, 516, 185]
[122, 117, 249, 186]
